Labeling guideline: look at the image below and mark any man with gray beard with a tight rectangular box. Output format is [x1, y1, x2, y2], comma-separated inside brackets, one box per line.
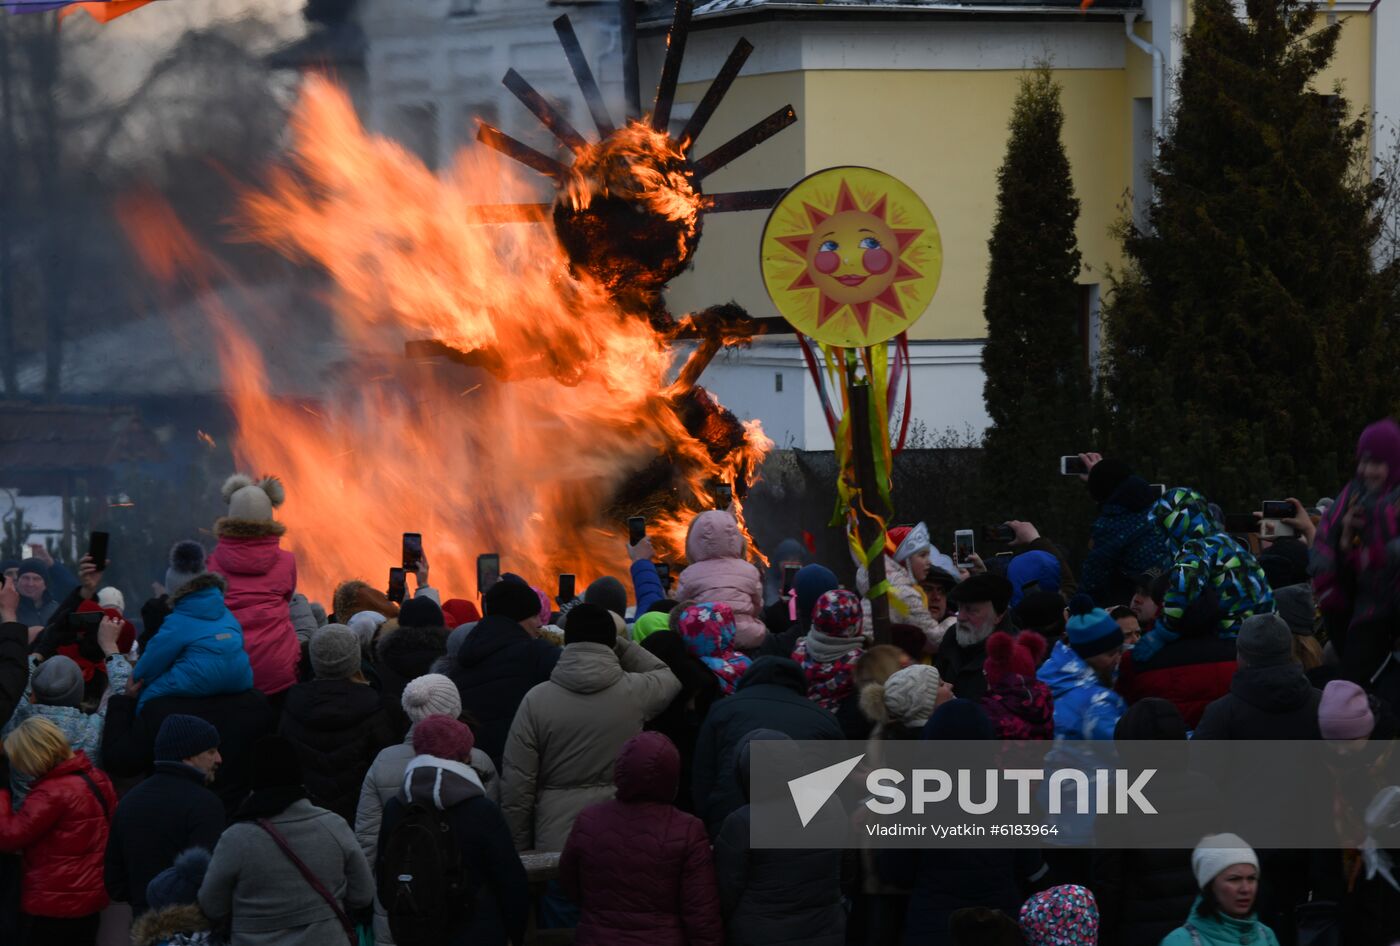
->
[935, 574, 1014, 702]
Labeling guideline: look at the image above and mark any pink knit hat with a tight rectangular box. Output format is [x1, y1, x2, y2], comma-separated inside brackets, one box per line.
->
[412, 714, 476, 761]
[1318, 680, 1374, 740]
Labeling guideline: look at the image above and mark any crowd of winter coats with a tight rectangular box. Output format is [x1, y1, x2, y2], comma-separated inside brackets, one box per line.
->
[1, 418, 1400, 946]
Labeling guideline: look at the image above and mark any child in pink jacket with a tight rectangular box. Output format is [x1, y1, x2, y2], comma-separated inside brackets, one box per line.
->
[675, 511, 766, 650]
[206, 473, 301, 697]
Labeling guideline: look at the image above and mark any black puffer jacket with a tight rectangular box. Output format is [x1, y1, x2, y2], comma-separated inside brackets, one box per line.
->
[639, 630, 721, 814]
[880, 849, 1044, 946]
[0, 622, 27, 785]
[1192, 662, 1322, 740]
[279, 679, 397, 823]
[1093, 701, 1222, 946]
[102, 689, 276, 818]
[693, 657, 843, 836]
[448, 616, 560, 769]
[375, 624, 447, 736]
[714, 732, 845, 946]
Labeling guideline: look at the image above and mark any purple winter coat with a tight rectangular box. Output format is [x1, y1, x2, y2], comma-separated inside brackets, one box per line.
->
[559, 732, 724, 946]
[676, 512, 766, 650]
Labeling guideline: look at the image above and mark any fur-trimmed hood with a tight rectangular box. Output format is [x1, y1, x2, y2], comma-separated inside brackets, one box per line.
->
[169, 571, 227, 606]
[131, 904, 213, 946]
[214, 517, 287, 539]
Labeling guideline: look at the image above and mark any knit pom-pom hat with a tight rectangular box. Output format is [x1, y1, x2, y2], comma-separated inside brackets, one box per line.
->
[221, 473, 286, 523]
[983, 630, 1045, 684]
[1064, 594, 1123, 659]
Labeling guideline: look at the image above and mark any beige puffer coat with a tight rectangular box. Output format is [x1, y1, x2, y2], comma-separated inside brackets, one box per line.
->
[501, 639, 679, 852]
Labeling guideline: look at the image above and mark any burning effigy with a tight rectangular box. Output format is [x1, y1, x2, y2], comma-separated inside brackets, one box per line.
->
[134, 3, 800, 601]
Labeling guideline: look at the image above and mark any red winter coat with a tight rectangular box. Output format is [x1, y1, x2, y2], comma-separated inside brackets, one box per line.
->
[560, 732, 724, 946]
[0, 752, 115, 918]
[207, 519, 300, 696]
[1116, 635, 1237, 729]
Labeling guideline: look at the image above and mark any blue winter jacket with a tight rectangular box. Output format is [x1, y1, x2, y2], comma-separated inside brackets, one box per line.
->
[1037, 640, 1127, 741]
[1079, 479, 1171, 605]
[630, 559, 665, 619]
[134, 575, 253, 710]
[4, 652, 132, 806]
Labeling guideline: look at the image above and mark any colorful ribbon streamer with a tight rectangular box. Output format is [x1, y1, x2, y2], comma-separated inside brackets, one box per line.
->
[3, 0, 152, 21]
[819, 342, 909, 616]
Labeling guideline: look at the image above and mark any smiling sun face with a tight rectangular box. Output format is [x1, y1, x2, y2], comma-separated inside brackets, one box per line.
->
[762, 168, 942, 347]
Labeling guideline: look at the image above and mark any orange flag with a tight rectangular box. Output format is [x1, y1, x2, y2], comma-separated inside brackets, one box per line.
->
[58, 0, 153, 23]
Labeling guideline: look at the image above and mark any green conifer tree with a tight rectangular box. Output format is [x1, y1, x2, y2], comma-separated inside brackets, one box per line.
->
[980, 67, 1093, 543]
[1101, 0, 1400, 508]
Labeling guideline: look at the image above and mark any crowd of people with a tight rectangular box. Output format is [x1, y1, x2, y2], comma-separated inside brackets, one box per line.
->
[0, 418, 1398, 946]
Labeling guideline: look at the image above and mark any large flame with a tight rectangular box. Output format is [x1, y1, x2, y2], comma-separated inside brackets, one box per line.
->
[127, 77, 771, 603]
[562, 123, 702, 258]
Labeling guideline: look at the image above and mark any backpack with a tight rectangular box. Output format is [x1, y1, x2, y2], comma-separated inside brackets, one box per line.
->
[378, 801, 474, 945]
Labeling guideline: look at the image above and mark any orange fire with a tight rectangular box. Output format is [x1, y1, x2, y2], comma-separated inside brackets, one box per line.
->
[127, 77, 771, 605]
[562, 122, 703, 260]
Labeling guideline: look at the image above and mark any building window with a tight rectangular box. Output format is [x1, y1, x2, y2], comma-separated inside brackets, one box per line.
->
[1311, 93, 1343, 127]
[448, 0, 478, 16]
[775, 373, 783, 393]
[390, 103, 439, 171]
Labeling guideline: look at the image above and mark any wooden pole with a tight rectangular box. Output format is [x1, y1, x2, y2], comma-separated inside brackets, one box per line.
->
[849, 378, 891, 645]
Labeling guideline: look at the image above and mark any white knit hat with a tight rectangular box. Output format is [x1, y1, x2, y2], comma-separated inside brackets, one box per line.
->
[1191, 833, 1259, 889]
[883, 664, 942, 728]
[97, 587, 126, 613]
[402, 673, 462, 724]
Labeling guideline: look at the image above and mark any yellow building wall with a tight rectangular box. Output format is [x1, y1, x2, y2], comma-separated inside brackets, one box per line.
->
[665, 67, 1132, 342]
[1316, 12, 1373, 125]
[663, 71, 807, 333]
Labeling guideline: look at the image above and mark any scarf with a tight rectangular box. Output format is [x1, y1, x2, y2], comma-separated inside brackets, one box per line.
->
[677, 602, 752, 696]
[793, 632, 862, 711]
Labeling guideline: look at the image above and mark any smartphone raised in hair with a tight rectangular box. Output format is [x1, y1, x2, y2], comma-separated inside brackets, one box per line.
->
[558, 573, 576, 604]
[477, 553, 501, 595]
[401, 533, 423, 572]
[627, 516, 647, 547]
[953, 529, 975, 564]
[1261, 500, 1295, 520]
[982, 523, 1014, 544]
[87, 531, 110, 568]
[387, 567, 407, 604]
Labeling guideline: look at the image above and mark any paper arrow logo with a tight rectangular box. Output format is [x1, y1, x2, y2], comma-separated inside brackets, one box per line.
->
[787, 754, 864, 827]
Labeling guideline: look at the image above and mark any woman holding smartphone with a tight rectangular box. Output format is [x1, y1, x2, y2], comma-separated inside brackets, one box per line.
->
[1313, 418, 1400, 686]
